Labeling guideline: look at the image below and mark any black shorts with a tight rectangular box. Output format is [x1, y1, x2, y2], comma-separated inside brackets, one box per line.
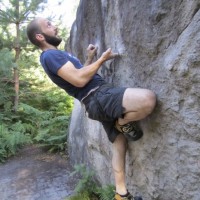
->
[82, 83, 127, 143]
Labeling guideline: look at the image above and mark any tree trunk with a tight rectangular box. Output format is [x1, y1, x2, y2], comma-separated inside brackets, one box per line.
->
[13, 0, 20, 112]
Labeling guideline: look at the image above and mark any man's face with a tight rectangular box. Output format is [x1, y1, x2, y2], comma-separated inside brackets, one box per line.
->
[38, 18, 62, 47]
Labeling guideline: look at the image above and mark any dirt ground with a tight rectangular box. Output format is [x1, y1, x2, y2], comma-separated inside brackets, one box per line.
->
[0, 145, 78, 200]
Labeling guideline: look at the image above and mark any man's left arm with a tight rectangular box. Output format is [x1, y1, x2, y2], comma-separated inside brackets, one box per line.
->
[84, 44, 98, 66]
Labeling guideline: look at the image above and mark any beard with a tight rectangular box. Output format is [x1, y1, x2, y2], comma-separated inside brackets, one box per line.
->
[42, 33, 62, 47]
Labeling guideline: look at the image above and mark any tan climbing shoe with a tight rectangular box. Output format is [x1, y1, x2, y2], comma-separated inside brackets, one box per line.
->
[115, 121, 143, 141]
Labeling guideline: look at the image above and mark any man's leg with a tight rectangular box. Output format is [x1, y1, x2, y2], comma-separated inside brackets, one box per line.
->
[112, 88, 156, 199]
[112, 133, 128, 195]
[118, 88, 156, 125]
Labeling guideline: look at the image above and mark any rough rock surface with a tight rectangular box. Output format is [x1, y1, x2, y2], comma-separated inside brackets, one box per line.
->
[67, 0, 200, 199]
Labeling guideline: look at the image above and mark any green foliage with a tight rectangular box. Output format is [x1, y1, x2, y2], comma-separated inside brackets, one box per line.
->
[0, 0, 74, 163]
[0, 94, 72, 162]
[95, 185, 115, 200]
[67, 164, 98, 200]
[0, 48, 15, 110]
[33, 114, 69, 152]
[17, 101, 70, 152]
[65, 191, 91, 200]
[0, 47, 74, 162]
[70, 164, 97, 195]
[68, 164, 115, 200]
[0, 49, 73, 161]
[0, 48, 15, 76]
[66, 186, 115, 200]
[0, 0, 47, 49]
[0, 123, 32, 163]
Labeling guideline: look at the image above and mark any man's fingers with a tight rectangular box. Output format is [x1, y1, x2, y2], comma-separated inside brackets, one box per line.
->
[105, 49, 120, 58]
[106, 48, 111, 53]
[88, 46, 119, 61]
[89, 45, 95, 50]
[105, 48, 119, 56]
[112, 53, 120, 57]
[87, 44, 96, 51]
[86, 44, 98, 60]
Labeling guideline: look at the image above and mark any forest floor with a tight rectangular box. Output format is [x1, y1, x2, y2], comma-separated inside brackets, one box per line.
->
[0, 145, 78, 200]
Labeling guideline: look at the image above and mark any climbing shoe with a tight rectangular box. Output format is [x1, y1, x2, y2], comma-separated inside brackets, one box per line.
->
[114, 191, 143, 200]
[115, 121, 143, 141]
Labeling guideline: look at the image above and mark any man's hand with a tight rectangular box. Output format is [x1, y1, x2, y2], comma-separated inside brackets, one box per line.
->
[86, 44, 98, 61]
[100, 48, 119, 62]
[84, 44, 98, 66]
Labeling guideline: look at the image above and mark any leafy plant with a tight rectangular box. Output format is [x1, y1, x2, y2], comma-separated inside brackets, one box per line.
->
[0, 1, 74, 162]
[70, 164, 97, 195]
[68, 164, 115, 200]
[65, 191, 91, 200]
[0, 123, 32, 162]
[33, 115, 69, 152]
[95, 184, 115, 200]
[0, 48, 15, 111]
[18, 102, 70, 152]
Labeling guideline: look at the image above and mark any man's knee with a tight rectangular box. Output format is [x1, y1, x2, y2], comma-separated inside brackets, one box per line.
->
[143, 90, 156, 115]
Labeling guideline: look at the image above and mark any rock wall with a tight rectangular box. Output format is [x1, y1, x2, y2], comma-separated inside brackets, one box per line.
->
[67, 0, 200, 199]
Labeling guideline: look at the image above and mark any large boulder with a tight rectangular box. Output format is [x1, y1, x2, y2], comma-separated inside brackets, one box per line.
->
[67, 0, 200, 199]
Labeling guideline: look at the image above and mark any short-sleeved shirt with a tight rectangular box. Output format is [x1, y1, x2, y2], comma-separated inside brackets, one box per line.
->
[40, 49, 105, 101]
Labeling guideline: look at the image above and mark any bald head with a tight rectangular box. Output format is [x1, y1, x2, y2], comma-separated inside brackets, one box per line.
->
[27, 18, 43, 47]
[27, 18, 62, 49]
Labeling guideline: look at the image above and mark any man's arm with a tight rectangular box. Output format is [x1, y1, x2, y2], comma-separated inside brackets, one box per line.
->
[84, 44, 97, 67]
[57, 48, 119, 87]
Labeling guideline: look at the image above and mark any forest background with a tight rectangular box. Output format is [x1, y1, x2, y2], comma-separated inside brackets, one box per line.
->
[0, 0, 78, 162]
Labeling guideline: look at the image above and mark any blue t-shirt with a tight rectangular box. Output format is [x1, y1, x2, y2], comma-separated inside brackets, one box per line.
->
[40, 49, 105, 101]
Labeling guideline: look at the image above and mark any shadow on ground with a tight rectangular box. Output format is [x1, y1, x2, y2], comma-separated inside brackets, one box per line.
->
[0, 145, 78, 200]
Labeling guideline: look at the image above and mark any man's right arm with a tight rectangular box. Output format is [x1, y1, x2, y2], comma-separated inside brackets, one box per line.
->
[57, 48, 119, 87]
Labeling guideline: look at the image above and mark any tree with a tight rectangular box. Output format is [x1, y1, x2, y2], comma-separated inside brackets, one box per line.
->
[0, 0, 47, 112]
[0, 0, 75, 162]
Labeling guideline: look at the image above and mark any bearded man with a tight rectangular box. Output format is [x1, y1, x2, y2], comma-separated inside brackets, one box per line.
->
[27, 18, 156, 200]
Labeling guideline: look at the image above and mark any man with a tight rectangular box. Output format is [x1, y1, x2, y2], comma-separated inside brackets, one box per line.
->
[27, 18, 156, 200]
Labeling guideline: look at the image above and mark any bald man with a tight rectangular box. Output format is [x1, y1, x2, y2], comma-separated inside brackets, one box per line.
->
[27, 18, 156, 200]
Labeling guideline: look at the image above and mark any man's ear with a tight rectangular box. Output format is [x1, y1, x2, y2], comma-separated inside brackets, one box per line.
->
[36, 33, 44, 41]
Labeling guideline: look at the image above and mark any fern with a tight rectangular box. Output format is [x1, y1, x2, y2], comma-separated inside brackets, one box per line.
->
[0, 123, 32, 162]
[40, 115, 69, 127]
[0, 49, 15, 113]
[65, 191, 91, 200]
[70, 164, 97, 195]
[68, 164, 115, 200]
[34, 129, 67, 152]
[0, 148, 7, 163]
[95, 185, 115, 200]
[18, 103, 44, 118]
[0, 47, 73, 161]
